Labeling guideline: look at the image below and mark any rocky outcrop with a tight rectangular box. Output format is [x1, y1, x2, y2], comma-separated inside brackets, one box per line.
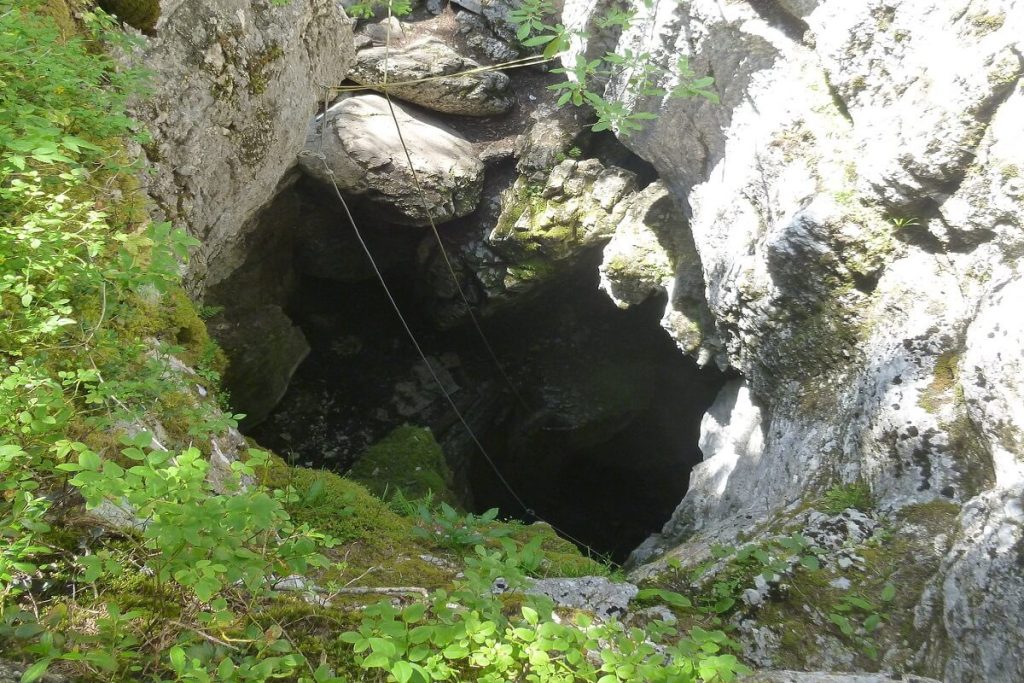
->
[350, 37, 514, 116]
[488, 158, 636, 293]
[599, 181, 720, 360]
[300, 94, 485, 225]
[207, 305, 310, 427]
[562, 0, 1024, 677]
[130, 0, 354, 296]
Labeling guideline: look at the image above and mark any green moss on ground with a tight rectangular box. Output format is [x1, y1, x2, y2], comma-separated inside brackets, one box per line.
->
[347, 425, 458, 505]
[259, 455, 412, 547]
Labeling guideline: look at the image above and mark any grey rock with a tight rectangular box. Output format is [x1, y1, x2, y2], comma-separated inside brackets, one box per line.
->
[128, 0, 354, 296]
[514, 103, 587, 177]
[525, 576, 639, 619]
[207, 305, 310, 427]
[457, 11, 521, 63]
[449, 0, 521, 42]
[740, 674, 940, 683]
[487, 159, 636, 295]
[300, 94, 484, 225]
[599, 181, 721, 360]
[350, 37, 513, 116]
[564, 0, 1024, 676]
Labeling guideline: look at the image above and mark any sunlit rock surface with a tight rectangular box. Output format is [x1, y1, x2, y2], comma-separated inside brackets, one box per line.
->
[350, 36, 513, 116]
[300, 93, 484, 225]
[564, 0, 1024, 676]
[129, 0, 354, 296]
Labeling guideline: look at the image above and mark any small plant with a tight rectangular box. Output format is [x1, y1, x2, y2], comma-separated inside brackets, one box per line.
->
[410, 503, 511, 551]
[820, 483, 874, 514]
[826, 583, 895, 660]
[344, 0, 413, 20]
[341, 541, 752, 682]
[890, 216, 921, 229]
[507, 2, 719, 135]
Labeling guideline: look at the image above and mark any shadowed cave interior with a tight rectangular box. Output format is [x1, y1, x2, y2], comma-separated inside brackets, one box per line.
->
[225, 178, 726, 564]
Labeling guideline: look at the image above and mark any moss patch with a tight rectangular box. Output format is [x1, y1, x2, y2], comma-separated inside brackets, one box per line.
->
[259, 455, 412, 547]
[347, 425, 458, 505]
[97, 0, 160, 33]
[919, 351, 960, 414]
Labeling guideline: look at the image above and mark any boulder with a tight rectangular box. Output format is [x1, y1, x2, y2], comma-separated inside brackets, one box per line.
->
[128, 0, 355, 296]
[518, 576, 640, 620]
[350, 37, 514, 116]
[300, 94, 485, 226]
[514, 102, 588, 178]
[488, 158, 636, 294]
[207, 305, 310, 427]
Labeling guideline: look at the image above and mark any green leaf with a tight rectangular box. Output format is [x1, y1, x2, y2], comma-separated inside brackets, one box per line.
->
[863, 613, 881, 632]
[362, 652, 390, 669]
[522, 34, 556, 47]
[800, 555, 820, 571]
[217, 657, 236, 678]
[522, 605, 539, 625]
[881, 582, 897, 602]
[20, 659, 52, 683]
[828, 613, 854, 636]
[402, 603, 426, 623]
[78, 450, 101, 471]
[168, 646, 187, 672]
[442, 643, 469, 659]
[392, 660, 414, 683]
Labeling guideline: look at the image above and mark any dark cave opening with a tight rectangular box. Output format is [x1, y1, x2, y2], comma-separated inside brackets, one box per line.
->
[235, 193, 726, 562]
[211, 147, 727, 561]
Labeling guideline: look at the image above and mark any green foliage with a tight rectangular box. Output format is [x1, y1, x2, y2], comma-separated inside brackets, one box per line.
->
[341, 540, 751, 683]
[345, 0, 413, 20]
[507, 3, 719, 135]
[826, 583, 896, 660]
[0, 4, 351, 680]
[410, 502, 511, 551]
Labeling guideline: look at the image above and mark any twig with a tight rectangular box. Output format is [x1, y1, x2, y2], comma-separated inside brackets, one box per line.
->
[330, 586, 429, 598]
[170, 620, 240, 651]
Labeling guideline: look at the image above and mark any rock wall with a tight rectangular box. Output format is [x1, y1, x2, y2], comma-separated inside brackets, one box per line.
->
[563, 0, 1024, 678]
[130, 0, 354, 296]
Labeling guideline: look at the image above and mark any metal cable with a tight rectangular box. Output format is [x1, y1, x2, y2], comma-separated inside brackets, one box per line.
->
[378, 13, 532, 412]
[302, 145, 606, 560]
[298, 12, 611, 562]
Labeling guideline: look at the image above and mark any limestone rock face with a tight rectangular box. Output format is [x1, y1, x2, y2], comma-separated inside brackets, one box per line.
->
[350, 37, 514, 116]
[599, 182, 720, 359]
[562, 0, 1024, 677]
[129, 0, 354, 296]
[299, 94, 485, 225]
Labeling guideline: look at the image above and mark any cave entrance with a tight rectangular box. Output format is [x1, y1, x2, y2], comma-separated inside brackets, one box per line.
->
[216, 177, 725, 565]
[462, 256, 725, 563]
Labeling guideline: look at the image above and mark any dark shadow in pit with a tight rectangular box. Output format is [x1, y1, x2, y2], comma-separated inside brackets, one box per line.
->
[467, 257, 726, 563]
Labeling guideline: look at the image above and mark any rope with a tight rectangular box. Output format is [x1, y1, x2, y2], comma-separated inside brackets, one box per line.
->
[373, 12, 531, 411]
[324, 53, 557, 94]
[302, 146, 605, 560]
[299, 12, 612, 563]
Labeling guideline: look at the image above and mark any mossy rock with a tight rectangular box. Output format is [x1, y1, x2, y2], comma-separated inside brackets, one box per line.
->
[258, 455, 411, 546]
[347, 425, 458, 505]
[98, 0, 160, 32]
